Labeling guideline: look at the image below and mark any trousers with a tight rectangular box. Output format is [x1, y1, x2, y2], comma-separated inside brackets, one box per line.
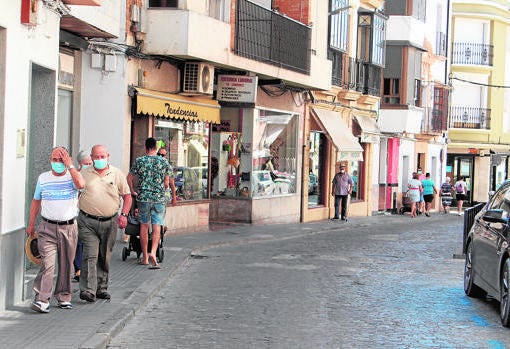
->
[334, 194, 349, 219]
[78, 212, 118, 295]
[33, 221, 77, 302]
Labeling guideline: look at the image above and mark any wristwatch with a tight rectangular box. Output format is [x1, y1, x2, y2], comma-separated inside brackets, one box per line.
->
[68, 165, 75, 170]
[120, 212, 128, 217]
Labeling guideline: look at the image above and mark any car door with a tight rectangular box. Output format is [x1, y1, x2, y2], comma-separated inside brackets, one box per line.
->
[472, 189, 505, 292]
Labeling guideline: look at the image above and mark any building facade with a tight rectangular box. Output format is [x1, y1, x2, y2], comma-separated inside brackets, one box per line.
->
[449, 0, 510, 204]
[380, 0, 451, 211]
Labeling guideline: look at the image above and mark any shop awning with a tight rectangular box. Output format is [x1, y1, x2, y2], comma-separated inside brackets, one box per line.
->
[134, 87, 220, 124]
[311, 108, 363, 162]
[353, 114, 381, 144]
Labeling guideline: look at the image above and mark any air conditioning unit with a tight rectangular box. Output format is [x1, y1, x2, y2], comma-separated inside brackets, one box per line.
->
[182, 62, 215, 95]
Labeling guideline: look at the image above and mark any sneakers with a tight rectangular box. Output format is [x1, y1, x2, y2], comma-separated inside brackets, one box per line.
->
[79, 291, 96, 303]
[96, 291, 111, 300]
[57, 301, 73, 309]
[31, 300, 50, 313]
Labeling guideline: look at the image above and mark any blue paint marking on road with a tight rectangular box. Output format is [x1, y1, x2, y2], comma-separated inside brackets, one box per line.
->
[488, 340, 506, 349]
[471, 315, 490, 326]
[459, 296, 473, 306]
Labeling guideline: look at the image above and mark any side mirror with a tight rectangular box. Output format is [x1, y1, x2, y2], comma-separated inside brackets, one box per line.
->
[483, 209, 508, 224]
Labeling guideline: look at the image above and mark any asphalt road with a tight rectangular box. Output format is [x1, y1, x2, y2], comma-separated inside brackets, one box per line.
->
[107, 214, 510, 349]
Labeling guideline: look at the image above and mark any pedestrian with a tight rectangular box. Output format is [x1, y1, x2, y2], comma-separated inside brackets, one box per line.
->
[351, 170, 358, 199]
[127, 137, 176, 269]
[26, 146, 85, 313]
[72, 149, 93, 283]
[407, 172, 422, 218]
[417, 167, 426, 214]
[77, 144, 132, 302]
[157, 147, 167, 158]
[421, 172, 437, 217]
[440, 177, 454, 214]
[331, 164, 353, 221]
[454, 176, 468, 216]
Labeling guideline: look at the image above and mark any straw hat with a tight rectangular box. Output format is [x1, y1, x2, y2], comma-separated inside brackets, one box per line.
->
[25, 232, 41, 265]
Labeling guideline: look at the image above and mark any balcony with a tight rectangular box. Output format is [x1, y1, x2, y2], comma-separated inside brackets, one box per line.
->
[348, 57, 382, 96]
[452, 42, 493, 66]
[428, 107, 448, 133]
[234, 0, 311, 74]
[450, 106, 491, 130]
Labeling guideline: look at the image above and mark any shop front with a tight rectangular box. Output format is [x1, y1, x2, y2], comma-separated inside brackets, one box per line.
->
[130, 87, 220, 233]
[209, 76, 304, 224]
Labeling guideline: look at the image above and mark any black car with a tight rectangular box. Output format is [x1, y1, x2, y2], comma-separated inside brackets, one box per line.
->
[464, 180, 510, 326]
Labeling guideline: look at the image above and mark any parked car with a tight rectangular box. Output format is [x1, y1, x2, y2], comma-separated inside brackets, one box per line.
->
[464, 181, 510, 327]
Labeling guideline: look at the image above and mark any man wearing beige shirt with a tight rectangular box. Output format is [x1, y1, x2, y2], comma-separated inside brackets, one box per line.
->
[78, 144, 132, 302]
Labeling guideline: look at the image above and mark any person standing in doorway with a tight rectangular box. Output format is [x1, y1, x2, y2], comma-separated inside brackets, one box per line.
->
[421, 172, 437, 217]
[127, 137, 177, 269]
[27, 146, 85, 313]
[454, 176, 468, 216]
[78, 144, 132, 302]
[331, 165, 353, 221]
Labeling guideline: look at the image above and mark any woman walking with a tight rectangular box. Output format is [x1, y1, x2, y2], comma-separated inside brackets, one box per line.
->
[408, 172, 423, 218]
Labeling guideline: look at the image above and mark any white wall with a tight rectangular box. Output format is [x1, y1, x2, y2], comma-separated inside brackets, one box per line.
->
[1, 3, 60, 233]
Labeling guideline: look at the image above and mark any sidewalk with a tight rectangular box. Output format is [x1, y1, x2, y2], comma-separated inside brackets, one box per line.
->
[0, 214, 463, 349]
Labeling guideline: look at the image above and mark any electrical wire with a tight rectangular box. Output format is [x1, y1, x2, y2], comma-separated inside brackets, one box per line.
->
[450, 75, 510, 89]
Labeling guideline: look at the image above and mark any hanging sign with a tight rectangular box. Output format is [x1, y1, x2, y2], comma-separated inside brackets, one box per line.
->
[217, 75, 258, 103]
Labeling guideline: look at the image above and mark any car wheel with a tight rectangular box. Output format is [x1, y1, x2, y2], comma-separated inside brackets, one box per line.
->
[501, 259, 510, 327]
[464, 242, 485, 297]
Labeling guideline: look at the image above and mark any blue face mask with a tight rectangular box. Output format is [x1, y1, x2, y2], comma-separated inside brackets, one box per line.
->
[93, 159, 108, 170]
[81, 164, 90, 170]
[51, 162, 66, 174]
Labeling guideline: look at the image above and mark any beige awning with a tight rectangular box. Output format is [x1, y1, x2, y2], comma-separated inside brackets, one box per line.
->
[311, 108, 363, 161]
[134, 87, 220, 124]
[353, 114, 381, 144]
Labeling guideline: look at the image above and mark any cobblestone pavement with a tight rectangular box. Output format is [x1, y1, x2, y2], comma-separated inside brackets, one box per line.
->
[107, 214, 510, 349]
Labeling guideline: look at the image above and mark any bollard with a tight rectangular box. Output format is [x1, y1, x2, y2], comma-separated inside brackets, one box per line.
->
[392, 191, 398, 214]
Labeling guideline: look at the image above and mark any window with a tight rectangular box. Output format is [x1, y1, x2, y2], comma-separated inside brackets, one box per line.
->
[357, 11, 387, 67]
[148, 0, 178, 7]
[432, 86, 449, 131]
[155, 120, 210, 201]
[252, 109, 298, 197]
[412, 0, 426, 21]
[383, 78, 400, 104]
[414, 79, 421, 107]
[329, 0, 349, 52]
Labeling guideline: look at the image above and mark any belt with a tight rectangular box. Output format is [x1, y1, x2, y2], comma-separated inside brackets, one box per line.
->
[80, 210, 117, 221]
[42, 216, 75, 225]
[410, 188, 420, 190]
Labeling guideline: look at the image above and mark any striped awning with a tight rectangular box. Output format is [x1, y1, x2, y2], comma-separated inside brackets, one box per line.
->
[134, 87, 220, 124]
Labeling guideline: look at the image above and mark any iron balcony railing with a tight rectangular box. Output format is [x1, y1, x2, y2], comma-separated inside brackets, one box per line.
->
[328, 48, 346, 88]
[235, 0, 311, 74]
[347, 57, 382, 96]
[452, 42, 493, 66]
[450, 106, 491, 130]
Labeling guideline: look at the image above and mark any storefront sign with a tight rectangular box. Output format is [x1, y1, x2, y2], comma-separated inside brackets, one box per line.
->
[217, 75, 258, 103]
[212, 120, 231, 132]
[135, 87, 220, 124]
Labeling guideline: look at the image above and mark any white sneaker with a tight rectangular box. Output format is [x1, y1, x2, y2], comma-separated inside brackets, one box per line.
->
[57, 301, 73, 309]
[31, 300, 50, 313]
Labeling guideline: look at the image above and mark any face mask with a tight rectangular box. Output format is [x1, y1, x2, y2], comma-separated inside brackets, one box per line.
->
[340, 170, 345, 174]
[81, 165, 90, 170]
[51, 162, 66, 174]
[93, 159, 108, 170]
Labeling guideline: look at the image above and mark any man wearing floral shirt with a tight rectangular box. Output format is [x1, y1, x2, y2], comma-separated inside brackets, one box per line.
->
[127, 138, 176, 268]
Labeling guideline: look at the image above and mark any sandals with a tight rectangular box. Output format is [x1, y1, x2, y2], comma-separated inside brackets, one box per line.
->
[148, 254, 160, 270]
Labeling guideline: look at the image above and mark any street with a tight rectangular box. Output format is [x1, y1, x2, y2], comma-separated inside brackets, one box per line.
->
[107, 214, 510, 349]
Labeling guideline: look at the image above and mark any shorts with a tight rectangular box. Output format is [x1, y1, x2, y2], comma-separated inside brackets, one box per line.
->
[456, 193, 466, 201]
[137, 201, 166, 225]
[424, 194, 434, 203]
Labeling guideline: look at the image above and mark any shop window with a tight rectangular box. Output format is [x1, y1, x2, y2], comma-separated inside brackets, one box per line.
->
[308, 131, 325, 207]
[349, 160, 361, 200]
[155, 119, 210, 201]
[251, 109, 298, 197]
